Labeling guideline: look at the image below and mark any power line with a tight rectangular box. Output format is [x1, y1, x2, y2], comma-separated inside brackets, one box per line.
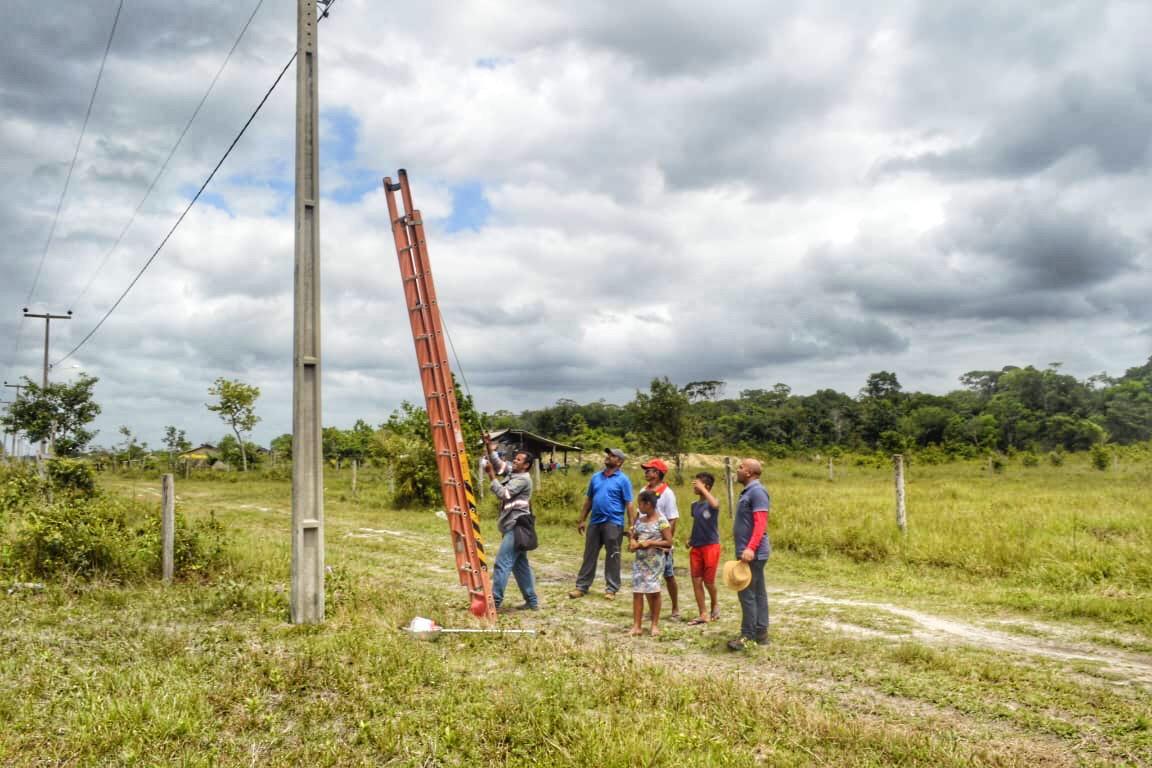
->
[5, 0, 124, 382]
[68, 0, 268, 312]
[27, 0, 125, 308]
[55, 0, 340, 368]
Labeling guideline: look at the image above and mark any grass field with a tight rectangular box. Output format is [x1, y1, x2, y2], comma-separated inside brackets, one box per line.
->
[1, 455, 1150, 766]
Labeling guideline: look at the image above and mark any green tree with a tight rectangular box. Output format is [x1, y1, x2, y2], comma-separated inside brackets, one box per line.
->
[206, 378, 260, 471]
[270, 433, 293, 461]
[629, 377, 692, 478]
[162, 425, 190, 468]
[218, 435, 264, 470]
[376, 402, 440, 507]
[0, 374, 101, 457]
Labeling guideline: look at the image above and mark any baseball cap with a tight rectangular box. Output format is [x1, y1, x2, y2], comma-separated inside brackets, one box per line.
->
[604, 447, 627, 460]
[641, 458, 669, 473]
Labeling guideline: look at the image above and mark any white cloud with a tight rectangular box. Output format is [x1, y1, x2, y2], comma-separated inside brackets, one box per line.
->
[2, 0, 1148, 448]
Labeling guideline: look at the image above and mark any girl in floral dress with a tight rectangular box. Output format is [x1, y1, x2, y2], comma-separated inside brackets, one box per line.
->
[629, 490, 674, 636]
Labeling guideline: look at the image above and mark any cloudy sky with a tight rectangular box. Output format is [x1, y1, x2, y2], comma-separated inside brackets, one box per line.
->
[3, 0, 1150, 449]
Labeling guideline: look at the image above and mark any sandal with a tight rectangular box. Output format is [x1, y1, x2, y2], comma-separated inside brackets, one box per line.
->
[710, 612, 721, 622]
[687, 617, 708, 626]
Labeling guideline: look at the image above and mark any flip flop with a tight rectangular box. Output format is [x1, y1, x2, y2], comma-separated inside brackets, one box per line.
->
[687, 617, 708, 626]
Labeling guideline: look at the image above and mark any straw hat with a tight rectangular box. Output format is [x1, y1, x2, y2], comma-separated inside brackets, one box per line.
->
[722, 559, 752, 591]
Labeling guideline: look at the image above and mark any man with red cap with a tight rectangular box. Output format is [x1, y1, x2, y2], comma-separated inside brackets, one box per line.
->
[639, 457, 681, 619]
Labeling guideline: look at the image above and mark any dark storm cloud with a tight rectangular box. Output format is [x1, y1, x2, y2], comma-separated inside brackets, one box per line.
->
[883, 77, 1152, 180]
[814, 190, 1142, 322]
[940, 194, 1137, 289]
[564, 0, 772, 76]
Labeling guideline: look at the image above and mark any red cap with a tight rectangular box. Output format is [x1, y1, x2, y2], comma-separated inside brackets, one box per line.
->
[641, 458, 669, 473]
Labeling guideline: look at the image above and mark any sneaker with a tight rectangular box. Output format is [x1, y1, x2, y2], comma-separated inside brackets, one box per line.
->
[568, 589, 586, 599]
[604, 591, 616, 600]
[727, 636, 753, 652]
[513, 602, 539, 611]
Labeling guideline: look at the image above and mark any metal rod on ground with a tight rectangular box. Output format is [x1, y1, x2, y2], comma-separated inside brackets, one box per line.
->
[724, 457, 735, 516]
[161, 474, 175, 583]
[894, 454, 906, 533]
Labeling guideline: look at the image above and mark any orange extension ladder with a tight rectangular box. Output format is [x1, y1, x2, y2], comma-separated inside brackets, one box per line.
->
[383, 169, 496, 623]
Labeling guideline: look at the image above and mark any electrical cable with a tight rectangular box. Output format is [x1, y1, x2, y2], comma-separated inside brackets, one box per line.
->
[442, 319, 487, 434]
[68, 0, 268, 312]
[4, 0, 124, 381]
[55, 0, 340, 368]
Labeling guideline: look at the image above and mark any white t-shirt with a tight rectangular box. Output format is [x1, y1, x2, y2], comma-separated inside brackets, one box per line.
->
[643, 482, 678, 521]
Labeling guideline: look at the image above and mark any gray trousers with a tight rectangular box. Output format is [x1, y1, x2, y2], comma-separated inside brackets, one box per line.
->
[738, 559, 769, 639]
[575, 522, 622, 594]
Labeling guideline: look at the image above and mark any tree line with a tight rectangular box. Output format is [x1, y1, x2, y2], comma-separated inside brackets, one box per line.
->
[5, 359, 1149, 473]
[493, 357, 1152, 460]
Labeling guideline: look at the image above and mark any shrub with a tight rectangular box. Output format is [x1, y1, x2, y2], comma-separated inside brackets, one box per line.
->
[1090, 444, 1110, 471]
[47, 458, 96, 498]
[12, 495, 146, 580]
[0, 464, 44, 516]
[1049, 451, 1065, 467]
[531, 479, 583, 526]
[8, 492, 229, 582]
[1020, 452, 1039, 467]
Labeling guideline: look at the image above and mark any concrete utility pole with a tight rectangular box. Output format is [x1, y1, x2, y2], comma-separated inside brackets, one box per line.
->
[3, 383, 24, 459]
[290, 0, 325, 624]
[22, 308, 72, 457]
[1, 399, 9, 461]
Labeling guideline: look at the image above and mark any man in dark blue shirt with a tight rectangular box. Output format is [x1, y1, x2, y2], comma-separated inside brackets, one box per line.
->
[729, 458, 771, 651]
[570, 448, 635, 599]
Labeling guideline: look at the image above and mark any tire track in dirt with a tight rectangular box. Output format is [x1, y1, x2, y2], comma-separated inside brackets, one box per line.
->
[779, 592, 1152, 688]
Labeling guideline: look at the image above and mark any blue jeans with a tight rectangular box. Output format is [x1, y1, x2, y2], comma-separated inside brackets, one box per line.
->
[737, 559, 769, 639]
[493, 530, 538, 608]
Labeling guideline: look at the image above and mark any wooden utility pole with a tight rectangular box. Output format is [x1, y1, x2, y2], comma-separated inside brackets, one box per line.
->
[894, 454, 906, 533]
[22, 309, 71, 457]
[290, 0, 325, 625]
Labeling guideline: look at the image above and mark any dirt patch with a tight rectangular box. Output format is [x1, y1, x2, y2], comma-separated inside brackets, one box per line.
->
[780, 592, 1152, 688]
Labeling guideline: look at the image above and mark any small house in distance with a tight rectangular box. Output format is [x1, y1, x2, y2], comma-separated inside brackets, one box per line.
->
[178, 443, 219, 468]
[483, 428, 582, 471]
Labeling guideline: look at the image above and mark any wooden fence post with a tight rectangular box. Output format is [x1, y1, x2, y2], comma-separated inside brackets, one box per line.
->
[724, 457, 735, 516]
[828, 456, 834, 481]
[893, 454, 906, 533]
[161, 474, 175, 583]
[352, 459, 359, 498]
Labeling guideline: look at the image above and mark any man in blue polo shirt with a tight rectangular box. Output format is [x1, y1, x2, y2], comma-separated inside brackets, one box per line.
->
[570, 447, 635, 599]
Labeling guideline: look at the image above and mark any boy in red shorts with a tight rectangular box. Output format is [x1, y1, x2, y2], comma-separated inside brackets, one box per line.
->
[686, 472, 722, 625]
